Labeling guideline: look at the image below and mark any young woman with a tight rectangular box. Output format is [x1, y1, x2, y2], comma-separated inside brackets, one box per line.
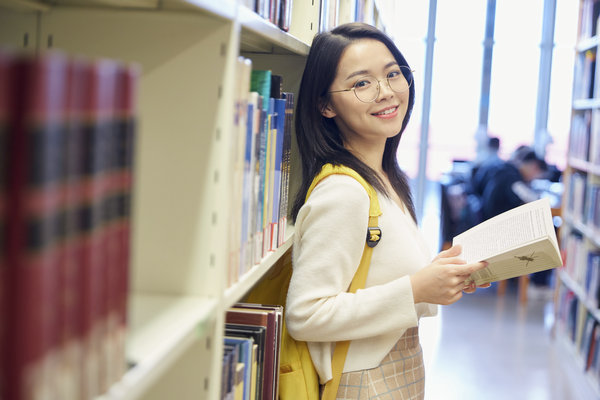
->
[285, 23, 489, 399]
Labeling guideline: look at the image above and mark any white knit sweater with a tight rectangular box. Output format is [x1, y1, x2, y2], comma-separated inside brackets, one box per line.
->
[286, 174, 438, 383]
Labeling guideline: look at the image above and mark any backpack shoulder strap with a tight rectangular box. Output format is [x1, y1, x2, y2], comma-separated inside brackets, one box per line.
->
[305, 164, 382, 399]
[306, 163, 382, 221]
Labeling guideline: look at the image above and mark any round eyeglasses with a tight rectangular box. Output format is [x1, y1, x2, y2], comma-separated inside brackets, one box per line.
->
[328, 66, 413, 103]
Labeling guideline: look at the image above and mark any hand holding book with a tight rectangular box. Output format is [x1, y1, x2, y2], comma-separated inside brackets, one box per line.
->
[410, 245, 489, 305]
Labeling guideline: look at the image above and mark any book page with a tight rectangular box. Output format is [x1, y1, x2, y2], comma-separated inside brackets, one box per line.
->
[453, 198, 558, 263]
[452, 198, 562, 285]
[467, 238, 561, 285]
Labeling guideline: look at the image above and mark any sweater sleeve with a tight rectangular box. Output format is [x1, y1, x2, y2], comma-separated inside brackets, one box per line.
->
[286, 175, 419, 342]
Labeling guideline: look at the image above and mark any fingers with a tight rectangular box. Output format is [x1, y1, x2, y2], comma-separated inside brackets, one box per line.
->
[452, 260, 488, 276]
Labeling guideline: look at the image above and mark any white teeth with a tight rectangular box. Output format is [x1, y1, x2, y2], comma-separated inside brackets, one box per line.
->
[375, 107, 396, 115]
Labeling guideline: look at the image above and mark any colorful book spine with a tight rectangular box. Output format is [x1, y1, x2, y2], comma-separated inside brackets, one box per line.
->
[262, 104, 274, 257]
[270, 98, 286, 251]
[278, 92, 294, 246]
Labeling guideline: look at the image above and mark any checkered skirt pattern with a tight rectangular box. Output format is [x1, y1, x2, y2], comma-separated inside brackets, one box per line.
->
[334, 327, 424, 400]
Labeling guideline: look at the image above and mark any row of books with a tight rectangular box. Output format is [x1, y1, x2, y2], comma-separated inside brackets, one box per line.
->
[228, 57, 294, 287]
[241, 0, 292, 31]
[573, 49, 596, 100]
[222, 303, 283, 400]
[557, 285, 600, 383]
[563, 231, 600, 308]
[579, 0, 600, 38]
[566, 172, 600, 231]
[0, 50, 138, 400]
[569, 111, 592, 162]
[240, 0, 382, 40]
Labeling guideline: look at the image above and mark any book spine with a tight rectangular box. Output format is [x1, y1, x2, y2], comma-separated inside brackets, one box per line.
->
[253, 97, 265, 265]
[6, 52, 69, 400]
[271, 98, 286, 251]
[60, 56, 88, 400]
[80, 59, 118, 399]
[114, 63, 138, 384]
[0, 50, 12, 400]
[278, 92, 294, 246]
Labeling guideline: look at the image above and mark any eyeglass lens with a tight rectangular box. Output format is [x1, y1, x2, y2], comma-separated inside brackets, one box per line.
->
[354, 66, 412, 102]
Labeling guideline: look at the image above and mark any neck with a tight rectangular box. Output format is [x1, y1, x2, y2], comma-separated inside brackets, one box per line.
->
[344, 140, 386, 175]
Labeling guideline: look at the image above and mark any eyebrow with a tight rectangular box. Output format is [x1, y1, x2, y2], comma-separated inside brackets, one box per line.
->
[345, 61, 399, 81]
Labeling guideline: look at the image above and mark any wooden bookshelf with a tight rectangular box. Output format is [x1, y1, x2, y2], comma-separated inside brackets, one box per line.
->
[0, 0, 394, 398]
[554, 0, 600, 395]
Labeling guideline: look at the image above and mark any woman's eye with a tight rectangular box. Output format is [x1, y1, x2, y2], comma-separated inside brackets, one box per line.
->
[387, 70, 402, 79]
[355, 78, 372, 89]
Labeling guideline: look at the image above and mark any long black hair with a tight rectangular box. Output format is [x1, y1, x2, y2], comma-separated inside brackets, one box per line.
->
[291, 22, 417, 223]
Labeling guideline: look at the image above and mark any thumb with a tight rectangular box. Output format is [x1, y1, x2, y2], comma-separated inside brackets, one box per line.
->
[436, 244, 462, 260]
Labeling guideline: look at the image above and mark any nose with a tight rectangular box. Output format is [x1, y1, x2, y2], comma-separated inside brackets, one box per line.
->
[376, 78, 394, 100]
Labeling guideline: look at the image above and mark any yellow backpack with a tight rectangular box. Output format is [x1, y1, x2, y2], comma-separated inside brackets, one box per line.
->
[245, 163, 382, 400]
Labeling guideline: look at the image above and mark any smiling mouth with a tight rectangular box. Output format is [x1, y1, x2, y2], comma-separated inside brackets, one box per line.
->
[372, 106, 398, 116]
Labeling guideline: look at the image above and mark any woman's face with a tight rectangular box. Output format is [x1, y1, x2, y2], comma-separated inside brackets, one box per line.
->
[322, 39, 410, 149]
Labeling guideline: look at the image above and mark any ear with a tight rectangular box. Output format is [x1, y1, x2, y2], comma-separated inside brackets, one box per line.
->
[320, 101, 337, 119]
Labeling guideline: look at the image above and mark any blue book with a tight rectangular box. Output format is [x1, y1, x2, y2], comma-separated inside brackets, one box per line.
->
[225, 336, 254, 400]
[270, 98, 286, 249]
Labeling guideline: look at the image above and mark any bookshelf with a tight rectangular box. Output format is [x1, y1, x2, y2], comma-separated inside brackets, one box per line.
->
[0, 0, 393, 398]
[554, 0, 600, 396]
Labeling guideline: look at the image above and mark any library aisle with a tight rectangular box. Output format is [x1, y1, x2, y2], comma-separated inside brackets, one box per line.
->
[421, 286, 594, 400]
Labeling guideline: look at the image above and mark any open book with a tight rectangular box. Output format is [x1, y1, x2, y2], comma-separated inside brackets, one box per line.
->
[452, 198, 562, 285]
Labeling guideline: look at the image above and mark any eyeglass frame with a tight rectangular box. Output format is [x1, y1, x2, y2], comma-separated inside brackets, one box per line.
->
[327, 66, 415, 103]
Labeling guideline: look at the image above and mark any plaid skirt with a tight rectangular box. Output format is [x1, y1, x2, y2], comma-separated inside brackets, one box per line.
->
[334, 327, 424, 400]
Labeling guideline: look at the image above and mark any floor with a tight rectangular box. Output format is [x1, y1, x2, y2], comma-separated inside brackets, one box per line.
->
[419, 283, 598, 400]
[417, 182, 598, 400]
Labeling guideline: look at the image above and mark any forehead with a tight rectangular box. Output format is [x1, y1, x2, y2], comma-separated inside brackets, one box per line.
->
[336, 39, 396, 78]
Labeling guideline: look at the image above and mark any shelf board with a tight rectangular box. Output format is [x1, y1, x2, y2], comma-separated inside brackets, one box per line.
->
[0, 0, 49, 11]
[238, 5, 310, 55]
[165, 0, 237, 19]
[0, 0, 239, 18]
[559, 270, 600, 322]
[102, 293, 218, 400]
[568, 156, 594, 173]
[223, 226, 294, 309]
[577, 35, 600, 52]
[573, 98, 600, 110]
[563, 212, 600, 248]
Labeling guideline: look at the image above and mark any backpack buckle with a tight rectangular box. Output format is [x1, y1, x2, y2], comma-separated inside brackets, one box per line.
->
[366, 227, 382, 248]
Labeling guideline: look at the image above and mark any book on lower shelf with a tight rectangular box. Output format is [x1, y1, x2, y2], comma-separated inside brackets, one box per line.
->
[453, 197, 562, 285]
[224, 303, 283, 400]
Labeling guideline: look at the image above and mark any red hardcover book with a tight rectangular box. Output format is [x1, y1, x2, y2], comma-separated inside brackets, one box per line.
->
[5, 52, 69, 400]
[110, 63, 139, 383]
[60, 57, 89, 399]
[0, 49, 14, 400]
[79, 58, 119, 398]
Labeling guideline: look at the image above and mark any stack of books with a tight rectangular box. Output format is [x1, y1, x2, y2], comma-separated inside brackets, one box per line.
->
[223, 303, 283, 400]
